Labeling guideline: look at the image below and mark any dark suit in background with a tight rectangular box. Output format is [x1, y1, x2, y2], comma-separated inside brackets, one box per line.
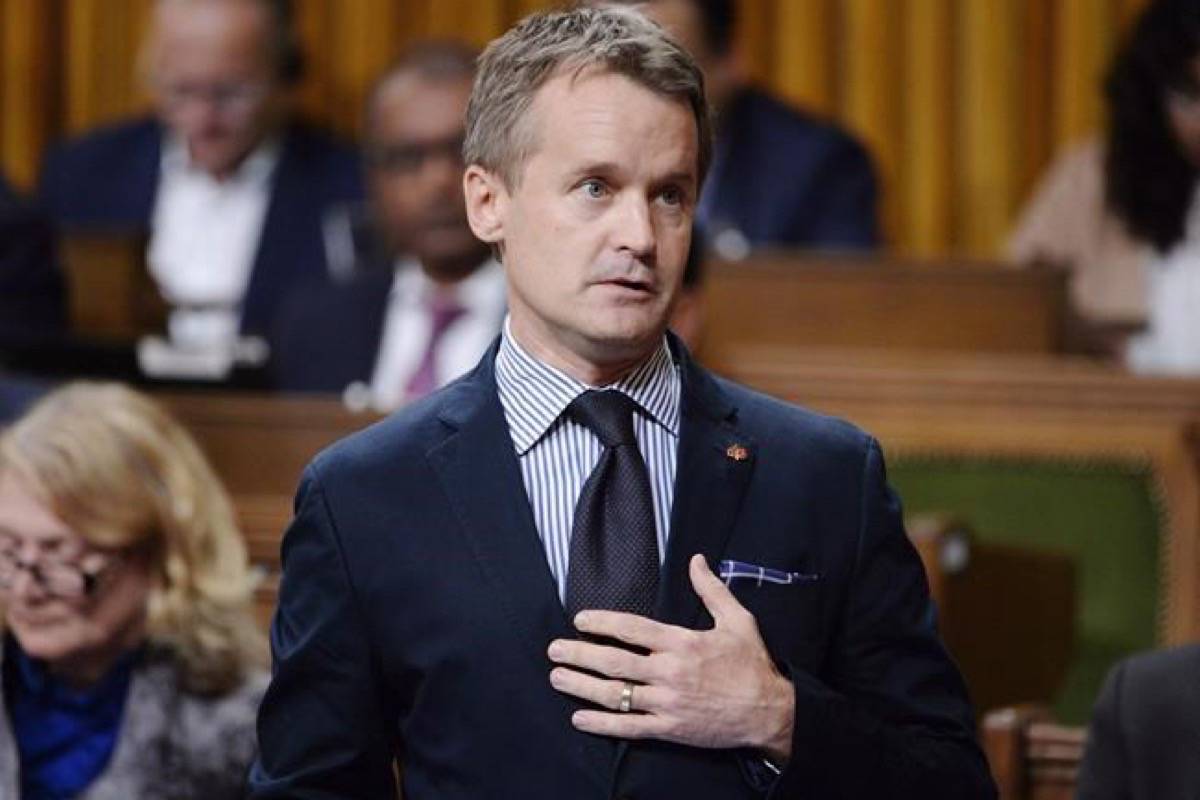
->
[37, 117, 362, 337]
[269, 269, 392, 393]
[1076, 643, 1200, 799]
[701, 87, 880, 251]
[250, 339, 993, 799]
[0, 174, 65, 341]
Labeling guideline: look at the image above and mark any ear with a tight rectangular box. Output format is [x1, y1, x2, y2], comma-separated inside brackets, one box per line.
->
[464, 164, 508, 246]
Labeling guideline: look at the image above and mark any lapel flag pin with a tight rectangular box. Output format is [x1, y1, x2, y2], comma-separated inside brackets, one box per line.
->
[726, 443, 749, 462]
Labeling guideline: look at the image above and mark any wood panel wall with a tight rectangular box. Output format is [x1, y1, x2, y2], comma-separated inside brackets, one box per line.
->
[0, 0, 1150, 257]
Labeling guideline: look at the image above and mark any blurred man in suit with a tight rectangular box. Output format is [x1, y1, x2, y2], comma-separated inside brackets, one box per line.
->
[37, 0, 361, 345]
[270, 42, 502, 405]
[611, 0, 880, 256]
[1077, 644, 1200, 799]
[0, 173, 63, 343]
[250, 7, 991, 798]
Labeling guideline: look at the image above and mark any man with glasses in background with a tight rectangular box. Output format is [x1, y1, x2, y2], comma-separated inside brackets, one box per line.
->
[37, 0, 361, 352]
[270, 42, 504, 407]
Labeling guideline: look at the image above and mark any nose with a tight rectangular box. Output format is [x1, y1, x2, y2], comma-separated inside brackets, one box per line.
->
[614, 194, 656, 261]
[7, 562, 45, 602]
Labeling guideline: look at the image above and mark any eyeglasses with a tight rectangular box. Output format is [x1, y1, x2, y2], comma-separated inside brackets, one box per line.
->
[364, 136, 465, 176]
[156, 80, 272, 118]
[0, 539, 120, 600]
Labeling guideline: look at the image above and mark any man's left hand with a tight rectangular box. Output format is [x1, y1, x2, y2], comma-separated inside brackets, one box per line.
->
[547, 554, 795, 763]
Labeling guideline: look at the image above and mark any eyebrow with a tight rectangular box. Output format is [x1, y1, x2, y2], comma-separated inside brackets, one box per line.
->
[0, 525, 70, 547]
[567, 162, 697, 188]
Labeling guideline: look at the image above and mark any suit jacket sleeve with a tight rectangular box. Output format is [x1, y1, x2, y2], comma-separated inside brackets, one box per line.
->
[1075, 660, 1132, 800]
[770, 440, 995, 799]
[249, 466, 398, 799]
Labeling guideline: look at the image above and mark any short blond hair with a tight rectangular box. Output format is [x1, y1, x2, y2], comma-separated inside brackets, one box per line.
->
[0, 383, 264, 694]
[464, 5, 711, 189]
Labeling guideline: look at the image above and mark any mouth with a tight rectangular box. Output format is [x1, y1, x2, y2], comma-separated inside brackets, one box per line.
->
[597, 277, 655, 294]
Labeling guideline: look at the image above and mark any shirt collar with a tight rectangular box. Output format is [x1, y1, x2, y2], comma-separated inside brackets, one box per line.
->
[495, 317, 680, 455]
[160, 134, 281, 185]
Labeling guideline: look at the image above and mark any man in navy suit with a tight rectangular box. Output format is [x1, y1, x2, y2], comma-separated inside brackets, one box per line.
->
[251, 7, 992, 799]
[0, 174, 64, 342]
[624, 0, 880, 254]
[37, 0, 361, 341]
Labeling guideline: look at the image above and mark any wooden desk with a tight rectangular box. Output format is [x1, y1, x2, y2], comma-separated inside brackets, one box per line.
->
[158, 392, 379, 626]
[716, 346, 1200, 646]
[699, 255, 1068, 363]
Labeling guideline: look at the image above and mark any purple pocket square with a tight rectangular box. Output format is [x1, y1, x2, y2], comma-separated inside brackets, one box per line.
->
[718, 559, 820, 587]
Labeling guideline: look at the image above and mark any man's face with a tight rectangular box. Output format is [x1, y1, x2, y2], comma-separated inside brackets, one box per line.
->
[1167, 57, 1200, 168]
[473, 69, 698, 372]
[150, 0, 285, 177]
[637, 0, 737, 111]
[366, 73, 485, 280]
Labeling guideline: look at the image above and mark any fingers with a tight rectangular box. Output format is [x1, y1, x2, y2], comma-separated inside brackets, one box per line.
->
[548, 637, 648, 682]
[688, 553, 749, 627]
[549, 667, 667, 714]
[571, 609, 690, 652]
[571, 707, 671, 740]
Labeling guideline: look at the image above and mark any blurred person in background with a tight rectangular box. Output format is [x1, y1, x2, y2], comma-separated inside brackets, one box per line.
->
[0, 172, 64, 344]
[1009, 0, 1200, 373]
[606, 0, 880, 257]
[271, 42, 503, 407]
[1076, 643, 1200, 799]
[0, 383, 266, 798]
[37, 0, 361, 350]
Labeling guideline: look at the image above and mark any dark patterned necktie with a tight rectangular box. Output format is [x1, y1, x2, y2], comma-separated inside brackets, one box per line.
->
[564, 390, 659, 620]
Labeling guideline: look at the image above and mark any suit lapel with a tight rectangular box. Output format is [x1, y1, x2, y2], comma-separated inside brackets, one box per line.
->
[656, 348, 756, 629]
[425, 348, 617, 785]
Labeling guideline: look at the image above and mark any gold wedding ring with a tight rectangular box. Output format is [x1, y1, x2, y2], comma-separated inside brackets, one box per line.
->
[618, 681, 635, 713]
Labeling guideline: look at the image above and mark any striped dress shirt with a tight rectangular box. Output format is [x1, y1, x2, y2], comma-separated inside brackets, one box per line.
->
[494, 321, 681, 602]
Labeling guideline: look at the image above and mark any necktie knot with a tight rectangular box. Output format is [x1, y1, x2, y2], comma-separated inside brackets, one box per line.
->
[568, 390, 639, 447]
[428, 293, 466, 336]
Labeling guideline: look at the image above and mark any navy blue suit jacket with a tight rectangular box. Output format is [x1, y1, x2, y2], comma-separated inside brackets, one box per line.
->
[1077, 644, 1200, 800]
[250, 339, 993, 799]
[269, 268, 393, 393]
[0, 174, 64, 340]
[703, 88, 879, 251]
[36, 117, 362, 337]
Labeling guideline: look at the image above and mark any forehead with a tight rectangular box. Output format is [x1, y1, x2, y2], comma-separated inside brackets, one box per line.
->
[639, 0, 708, 59]
[153, 0, 274, 76]
[0, 472, 73, 546]
[369, 74, 472, 142]
[523, 68, 698, 180]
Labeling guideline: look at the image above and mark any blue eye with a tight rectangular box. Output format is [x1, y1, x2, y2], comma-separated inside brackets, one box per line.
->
[581, 179, 606, 199]
[659, 186, 683, 207]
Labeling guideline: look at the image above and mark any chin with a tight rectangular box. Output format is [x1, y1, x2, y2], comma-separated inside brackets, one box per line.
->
[9, 625, 82, 663]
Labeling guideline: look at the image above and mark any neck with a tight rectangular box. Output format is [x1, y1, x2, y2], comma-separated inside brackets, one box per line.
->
[421, 251, 489, 287]
[508, 316, 659, 387]
[46, 616, 145, 691]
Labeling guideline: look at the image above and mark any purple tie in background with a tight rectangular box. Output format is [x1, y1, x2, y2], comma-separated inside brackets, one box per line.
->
[404, 293, 466, 400]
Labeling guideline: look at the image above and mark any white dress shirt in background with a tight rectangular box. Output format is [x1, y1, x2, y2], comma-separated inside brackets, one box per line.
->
[147, 137, 279, 348]
[368, 258, 506, 408]
[1126, 184, 1200, 374]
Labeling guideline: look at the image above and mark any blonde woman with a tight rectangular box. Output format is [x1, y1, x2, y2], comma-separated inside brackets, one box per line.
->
[0, 382, 266, 799]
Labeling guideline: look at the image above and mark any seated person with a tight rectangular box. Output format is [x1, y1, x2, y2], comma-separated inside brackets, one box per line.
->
[1076, 643, 1200, 799]
[0, 172, 64, 342]
[1009, 0, 1200, 372]
[271, 42, 503, 406]
[37, 0, 362, 346]
[0, 382, 267, 798]
[610, 0, 880, 255]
